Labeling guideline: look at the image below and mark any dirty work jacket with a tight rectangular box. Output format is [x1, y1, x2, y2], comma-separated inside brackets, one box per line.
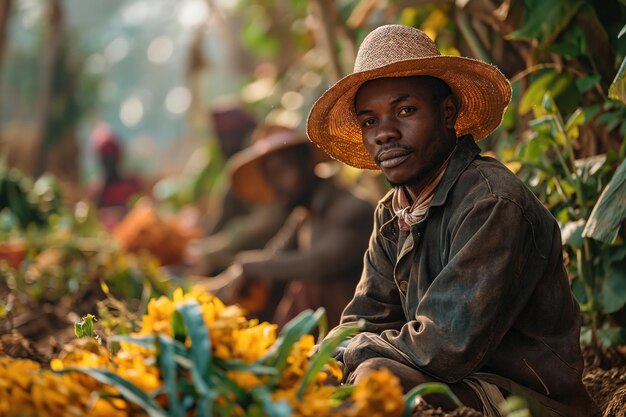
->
[240, 178, 374, 328]
[326, 136, 597, 417]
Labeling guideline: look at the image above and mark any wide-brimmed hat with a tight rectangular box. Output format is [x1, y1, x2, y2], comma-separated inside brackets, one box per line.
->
[306, 24, 512, 170]
[228, 128, 311, 203]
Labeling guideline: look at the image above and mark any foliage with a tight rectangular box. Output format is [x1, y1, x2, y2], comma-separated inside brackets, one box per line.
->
[0, 163, 62, 231]
[0, 287, 464, 417]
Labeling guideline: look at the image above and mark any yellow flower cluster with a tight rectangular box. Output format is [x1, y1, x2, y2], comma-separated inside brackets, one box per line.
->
[349, 367, 405, 417]
[0, 287, 408, 417]
[140, 287, 278, 363]
[0, 356, 129, 417]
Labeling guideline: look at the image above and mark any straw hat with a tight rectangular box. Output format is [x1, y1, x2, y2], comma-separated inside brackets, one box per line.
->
[306, 24, 512, 170]
[228, 128, 310, 203]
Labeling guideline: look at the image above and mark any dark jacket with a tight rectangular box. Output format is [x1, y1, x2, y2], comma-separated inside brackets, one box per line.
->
[327, 136, 597, 417]
[241, 178, 374, 328]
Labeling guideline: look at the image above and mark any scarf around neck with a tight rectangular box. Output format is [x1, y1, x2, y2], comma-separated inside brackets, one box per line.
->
[391, 155, 452, 231]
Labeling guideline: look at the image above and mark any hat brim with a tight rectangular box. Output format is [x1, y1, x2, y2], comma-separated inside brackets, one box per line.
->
[228, 133, 310, 203]
[306, 55, 512, 170]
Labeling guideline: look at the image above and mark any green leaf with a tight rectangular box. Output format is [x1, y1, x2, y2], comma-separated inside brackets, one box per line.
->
[251, 386, 292, 417]
[576, 75, 601, 93]
[402, 383, 462, 417]
[582, 158, 626, 244]
[619, 23, 626, 39]
[260, 309, 324, 378]
[561, 220, 585, 248]
[520, 72, 575, 116]
[609, 56, 626, 105]
[171, 310, 186, 343]
[565, 108, 585, 141]
[57, 368, 168, 417]
[507, 0, 584, 46]
[296, 321, 363, 399]
[74, 314, 96, 339]
[599, 246, 626, 314]
[176, 301, 212, 378]
[213, 358, 278, 376]
[176, 301, 214, 417]
[156, 335, 184, 417]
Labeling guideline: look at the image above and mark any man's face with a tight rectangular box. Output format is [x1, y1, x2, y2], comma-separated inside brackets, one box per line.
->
[261, 147, 312, 209]
[354, 77, 457, 187]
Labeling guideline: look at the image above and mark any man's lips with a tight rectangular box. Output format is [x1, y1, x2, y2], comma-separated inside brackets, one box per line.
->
[376, 148, 412, 169]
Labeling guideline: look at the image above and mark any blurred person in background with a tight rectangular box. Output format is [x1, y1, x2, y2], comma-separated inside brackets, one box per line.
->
[186, 102, 288, 275]
[89, 122, 144, 231]
[204, 127, 374, 328]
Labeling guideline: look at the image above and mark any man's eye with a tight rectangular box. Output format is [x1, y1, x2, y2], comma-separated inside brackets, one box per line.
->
[362, 118, 375, 127]
[399, 107, 416, 115]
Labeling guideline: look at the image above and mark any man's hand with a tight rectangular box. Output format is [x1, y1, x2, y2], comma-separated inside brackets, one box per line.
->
[191, 263, 244, 303]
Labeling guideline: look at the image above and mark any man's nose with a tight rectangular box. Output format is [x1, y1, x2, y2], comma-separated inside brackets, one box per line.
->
[374, 121, 399, 145]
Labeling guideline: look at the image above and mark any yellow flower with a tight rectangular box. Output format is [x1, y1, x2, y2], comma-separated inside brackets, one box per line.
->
[278, 334, 317, 388]
[349, 368, 404, 417]
[273, 384, 339, 417]
[0, 357, 40, 416]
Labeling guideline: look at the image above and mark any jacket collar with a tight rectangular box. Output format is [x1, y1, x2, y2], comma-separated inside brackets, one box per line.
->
[379, 135, 479, 241]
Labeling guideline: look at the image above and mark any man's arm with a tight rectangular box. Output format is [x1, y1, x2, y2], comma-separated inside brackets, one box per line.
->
[325, 203, 406, 339]
[238, 197, 372, 282]
[341, 196, 549, 383]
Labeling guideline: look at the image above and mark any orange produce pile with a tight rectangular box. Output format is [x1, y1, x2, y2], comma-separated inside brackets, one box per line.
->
[113, 205, 190, 265]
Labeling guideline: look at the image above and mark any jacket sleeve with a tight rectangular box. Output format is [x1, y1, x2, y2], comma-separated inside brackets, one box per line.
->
[342, 195, 549, 383]
[239, 196, 372, 282]
[325, 203, 406, 340]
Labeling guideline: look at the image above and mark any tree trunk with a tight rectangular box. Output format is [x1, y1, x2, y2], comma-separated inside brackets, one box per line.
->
[309, 0, 343, 82]
[35, 0, 64, 177]
[0, 0, 13, 142]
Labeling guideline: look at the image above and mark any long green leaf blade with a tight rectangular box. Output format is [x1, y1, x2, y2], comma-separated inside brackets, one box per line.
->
[402, 382, 463, 417]
[582, 158, 626, 244]
[296, 321, 363, 398]
[58, 368, 168, 417]
[156, 335, 184, 417]
[177, 300, 214, 417]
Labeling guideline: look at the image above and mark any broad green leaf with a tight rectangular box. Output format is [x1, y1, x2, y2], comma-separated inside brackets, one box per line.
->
[58, 368, 168, 417]
[402, 383, 462, 417]
[609, 57, 626, 105]
[507, 0, 584, 46]
[599, 246, 626, 314]
[297, 321, 363, 398]
[156, 335, 184, 417]
[582, 158, 626, 243]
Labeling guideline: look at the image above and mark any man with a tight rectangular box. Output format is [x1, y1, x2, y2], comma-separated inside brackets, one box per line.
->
[306, 25, 598, 417]
[89, 122, 144, 230]
[212, 126, 374, 328]
[187, 103, 288, 275]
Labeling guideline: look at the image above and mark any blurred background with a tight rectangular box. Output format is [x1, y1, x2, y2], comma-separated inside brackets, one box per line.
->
[1, 0, 626, 354]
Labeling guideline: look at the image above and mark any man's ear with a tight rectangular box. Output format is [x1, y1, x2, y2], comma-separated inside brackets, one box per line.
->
[441, 94, 459, 130]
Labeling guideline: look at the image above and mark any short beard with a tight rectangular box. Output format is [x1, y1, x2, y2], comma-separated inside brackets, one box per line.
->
[386, 170, 428, 189]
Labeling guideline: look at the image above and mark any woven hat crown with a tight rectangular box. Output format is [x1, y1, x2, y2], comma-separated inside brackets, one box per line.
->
[355, 25, 441, 72]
